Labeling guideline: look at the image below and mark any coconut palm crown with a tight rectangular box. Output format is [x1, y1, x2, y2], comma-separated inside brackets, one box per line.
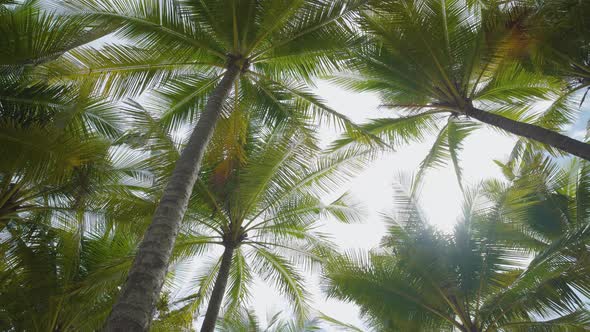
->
[324, 181, 590, 331]
[333, 0, 590, 190]
[151, 121, 366, 331]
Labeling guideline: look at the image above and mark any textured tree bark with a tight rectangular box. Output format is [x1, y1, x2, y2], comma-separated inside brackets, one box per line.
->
[104, 65, 240, 332]
[200, 245, 235, 332]
[466, 106, 590, 161]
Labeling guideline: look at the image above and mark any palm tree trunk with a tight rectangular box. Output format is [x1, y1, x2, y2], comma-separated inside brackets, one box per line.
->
[467, 106, 590, 161]
[200, 245, 235, 332]
[104, 64, 240, 332]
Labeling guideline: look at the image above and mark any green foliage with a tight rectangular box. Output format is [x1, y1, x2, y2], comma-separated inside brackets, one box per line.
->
[0, 0, 115, 69]
[0, 221, 138, 331]
[217, 308, 365, 332]
[2, 0, 590, 331]
[152, 122, 367, 328]
[333, 0, 583, 188]
[324, 177, 590, 331]
[43, 0, 371, 140]
[0, 143, 153, 331]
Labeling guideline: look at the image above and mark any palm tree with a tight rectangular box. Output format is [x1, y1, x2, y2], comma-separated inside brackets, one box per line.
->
[218, 309, 324, 332]
[0, 121, 111, 227]
[51, 1, 368, 328]
[146, 120, 366, 332]
[333, 0, 590, 189]
[490, 0, 590, 162]
[217, 308, 364, 332]
[0, 142, 159, 331]
[323, 182, 590, 331]
[484, 153, 590, 263]
[1, 30, 163, 329]
[0, 219, 139, 331]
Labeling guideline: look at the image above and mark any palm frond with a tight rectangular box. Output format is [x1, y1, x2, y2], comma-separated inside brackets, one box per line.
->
[251, 248, 310, 320]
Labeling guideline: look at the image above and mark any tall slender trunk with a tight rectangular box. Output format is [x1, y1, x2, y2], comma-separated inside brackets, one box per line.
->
[104, 65, 240, 332]
[200, 245, 235, 332]
[467, 106, 590, 161]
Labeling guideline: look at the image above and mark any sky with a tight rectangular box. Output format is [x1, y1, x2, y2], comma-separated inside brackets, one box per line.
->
[241, 81, 523, 330]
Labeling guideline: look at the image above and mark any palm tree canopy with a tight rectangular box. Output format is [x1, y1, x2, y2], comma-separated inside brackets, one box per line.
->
[496, 0, 590, 163]
[332, 0, 586, 186]
[479, 155, 590, 298]
[40, 0, 375, 138]
[324, 180, 590, 331]
[0, 139, 158, 331]
[516, 0, 590, 87]
[151, 118, 367, 328]
[217, 308, 364, 332]
[1, 0, 125, 138]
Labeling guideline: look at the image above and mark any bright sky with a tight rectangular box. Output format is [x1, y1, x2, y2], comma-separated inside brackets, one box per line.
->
[242, 81, 522, 330]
